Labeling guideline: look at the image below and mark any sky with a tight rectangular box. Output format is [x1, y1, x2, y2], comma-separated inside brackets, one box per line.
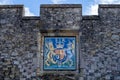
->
[0, 0, 120, 16]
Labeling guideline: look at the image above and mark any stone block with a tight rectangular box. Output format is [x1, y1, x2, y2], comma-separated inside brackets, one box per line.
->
[0, 4, 120, 80]
[111, 35, 119, 40]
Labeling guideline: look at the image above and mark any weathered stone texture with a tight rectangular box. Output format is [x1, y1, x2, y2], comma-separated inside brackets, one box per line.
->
[0, 5, 40, 80]
[80, 5, 120, 80]
[0, 4, 120, 80]
[40, 4, 82, 30]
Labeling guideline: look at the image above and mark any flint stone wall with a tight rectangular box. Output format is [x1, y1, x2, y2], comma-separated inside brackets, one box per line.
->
[0, 4, 120, 80]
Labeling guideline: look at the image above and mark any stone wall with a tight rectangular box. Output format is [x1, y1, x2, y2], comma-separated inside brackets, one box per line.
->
[0, 5, 40, 80]
[40, 4, 82, 30]
[80, 5, 120, 80]
[0, 4, 120, 80]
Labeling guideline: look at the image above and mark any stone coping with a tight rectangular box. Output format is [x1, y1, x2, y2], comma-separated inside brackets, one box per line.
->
[22, 15, 98, 21]
[99, 4, 120, 8]
[22, 17, 40, 20]
[39, 29, 80, 33]
[40, 4, 82, 8]
[1, 4, 120, 9]
[82, 16, 99, 20]
[0, 5, 23, 8]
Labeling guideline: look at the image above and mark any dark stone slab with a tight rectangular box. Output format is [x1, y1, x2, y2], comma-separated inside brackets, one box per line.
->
[82, 16, 99, 20]
[99, 4, 120, 8]
[40, 4, 82, 8]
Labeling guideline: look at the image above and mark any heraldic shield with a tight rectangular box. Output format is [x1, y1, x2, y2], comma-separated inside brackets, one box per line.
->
[43, 37, 76, 70]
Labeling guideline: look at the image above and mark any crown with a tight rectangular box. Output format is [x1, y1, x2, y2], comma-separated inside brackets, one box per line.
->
[56, 43, 64, 48]
[56, 38, 64, 48]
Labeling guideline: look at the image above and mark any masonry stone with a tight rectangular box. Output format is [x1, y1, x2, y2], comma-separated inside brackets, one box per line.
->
[0, 4, 120, 80]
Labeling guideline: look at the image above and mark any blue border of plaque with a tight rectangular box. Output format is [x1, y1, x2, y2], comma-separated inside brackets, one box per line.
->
[43, 36, 76, 70]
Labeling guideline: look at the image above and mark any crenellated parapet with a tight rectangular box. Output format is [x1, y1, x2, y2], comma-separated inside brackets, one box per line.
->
[0, 5, 23, 25]
[0, 4, 120, 80]
[0, 4, 120, 22]
[99, 4, 120, 21]
[40, 4, 82, 31]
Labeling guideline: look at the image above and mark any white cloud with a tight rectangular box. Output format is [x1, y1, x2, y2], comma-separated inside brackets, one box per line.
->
[86, 0, 120, 15]
[86, 4, 98, 15]
[0, 0, 12, 4]
[0, 0, 35, 16]
[24, 7, 35, 16]
[97, 0, 120, 4]
[51, 0, 66, 4]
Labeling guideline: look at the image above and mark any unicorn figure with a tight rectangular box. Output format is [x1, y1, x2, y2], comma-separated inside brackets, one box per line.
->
[64, 41, 75, 67]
